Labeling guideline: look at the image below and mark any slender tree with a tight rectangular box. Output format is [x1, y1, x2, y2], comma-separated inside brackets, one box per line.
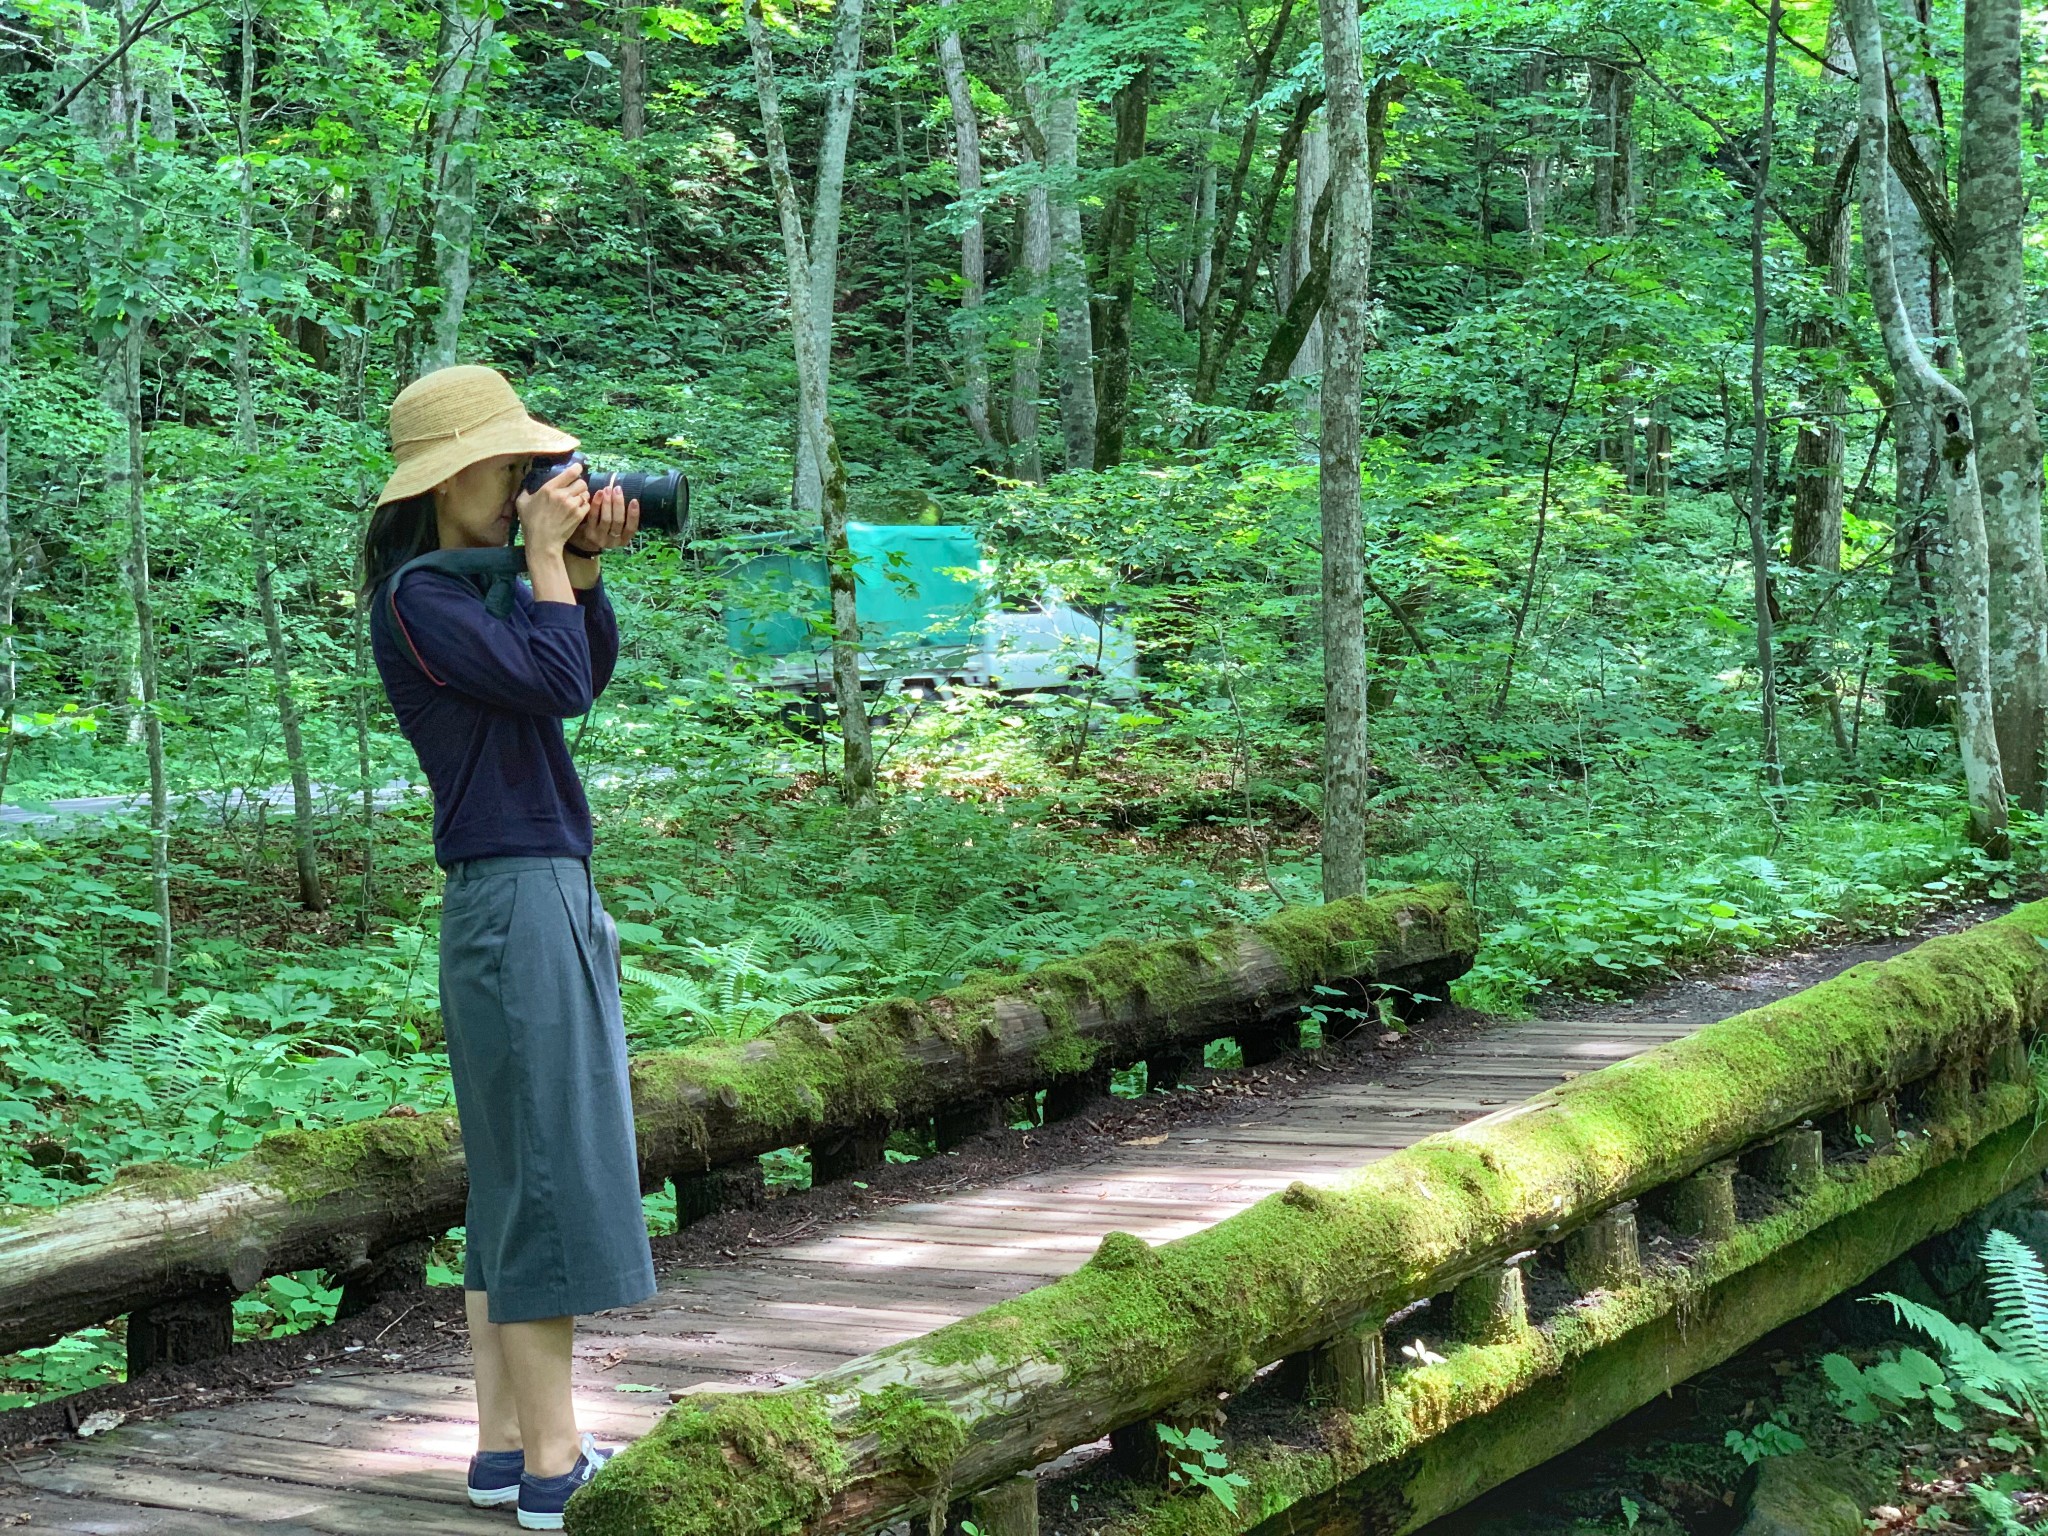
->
[744, 0, 877, 810]
[793, 0, 865, 515]
[234, 6, 325, 911]
[1030, 40, 1095, 470]
[938, 21, 997, 456]
[1091, 63, 1151, 468]
[1954, 0, 2048, 810]
[1744, 0, 1783, 791]
[418, 0, 495, 374]
[1318, 0, 1370, 900]
[1845, 0, 2007, 852]
[102, 4, 172, 987]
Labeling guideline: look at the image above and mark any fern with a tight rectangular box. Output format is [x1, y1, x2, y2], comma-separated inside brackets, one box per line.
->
[1983, 1229, 2048, 1381]
[1872, 1228, 2048, 1427]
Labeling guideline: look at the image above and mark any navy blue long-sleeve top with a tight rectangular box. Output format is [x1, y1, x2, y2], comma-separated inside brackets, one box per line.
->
[371, 568, 618, 868]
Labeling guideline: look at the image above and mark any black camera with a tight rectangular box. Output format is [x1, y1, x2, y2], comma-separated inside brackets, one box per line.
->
[523, 451, 689, 536]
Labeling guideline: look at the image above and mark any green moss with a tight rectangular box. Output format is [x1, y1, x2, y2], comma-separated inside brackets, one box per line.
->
[628, 886, 1475, 1162]
[854, 1384, 969, 1477]
[566, 1388, 844, 1536]
[247, 1111, 462, 1206]
[1253, 883, 1477, 991]
[1089, 1231, 1159, 1272]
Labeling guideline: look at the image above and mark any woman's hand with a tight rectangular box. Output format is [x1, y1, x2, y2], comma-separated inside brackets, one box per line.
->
[514, 461, 591, 557]
[569, 479, 641, 555]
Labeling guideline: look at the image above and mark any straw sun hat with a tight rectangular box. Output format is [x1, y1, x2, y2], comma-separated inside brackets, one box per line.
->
[376, 365, 579, 506]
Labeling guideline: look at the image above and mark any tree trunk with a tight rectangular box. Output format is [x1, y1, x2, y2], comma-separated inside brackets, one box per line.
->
[1789, 149, 1853, 575]
[1194, 92, 1316, 406]
[1318, 0, 1371, 902]
[0, 888, 1475, 1358]
[1955, 0, 2048, 811]
[418, 0, 494, 375]
[235, 8, 324, 912]
[1846, 0, 2008, 853]
[1521, 55, 1551, 251]
[1746, 1, 1784, 791]
[793, 0, 864, 515]
[1010, 169, 1050, 482]
[1186, 110, 1220, 317]
[744, 0, 876, 810]
[1188, 0, 1302, 407]
[1039, 66, 1096, 471]
[0, 236, 18, 722]
[1590, 61, 1635, 237]
[619, 6, 656, 314]
[98, 7, 171, 991]
[937, 23, 996, 457]
[112, 318, 171, 991]
[1251, 182, 1329, 408]
[1091, 64, 1151, 469]
[1283, 121, 1328, 386]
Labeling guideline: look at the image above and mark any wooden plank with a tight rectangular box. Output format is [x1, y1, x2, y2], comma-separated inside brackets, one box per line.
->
[12, 1457, 503, 1536]
[0, 1478, 331, 1535]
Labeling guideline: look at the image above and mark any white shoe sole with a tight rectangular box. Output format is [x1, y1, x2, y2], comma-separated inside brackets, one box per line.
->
[468, 1486, 520, 1508]
[516, 1509, 566, 1530]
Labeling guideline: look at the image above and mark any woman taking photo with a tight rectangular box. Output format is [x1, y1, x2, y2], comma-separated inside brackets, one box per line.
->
[361, 364, 653, 1530]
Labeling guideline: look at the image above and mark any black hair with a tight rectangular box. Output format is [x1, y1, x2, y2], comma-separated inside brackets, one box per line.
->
[359, 492, 439, 601]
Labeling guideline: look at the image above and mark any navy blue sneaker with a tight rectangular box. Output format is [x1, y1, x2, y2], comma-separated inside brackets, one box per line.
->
[517, 1433, 612, 1530]
[467, 1447, 524, 1508]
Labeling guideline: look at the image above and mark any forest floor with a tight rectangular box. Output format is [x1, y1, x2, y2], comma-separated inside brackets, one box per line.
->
[0, 894, 2005, 1473]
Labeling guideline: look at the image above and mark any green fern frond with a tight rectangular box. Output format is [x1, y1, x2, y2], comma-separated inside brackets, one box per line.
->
[1982, 1229, 2048, 1376]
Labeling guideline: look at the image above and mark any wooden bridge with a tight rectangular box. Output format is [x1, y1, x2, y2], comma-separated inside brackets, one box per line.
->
[1, 892, 2043, 1536]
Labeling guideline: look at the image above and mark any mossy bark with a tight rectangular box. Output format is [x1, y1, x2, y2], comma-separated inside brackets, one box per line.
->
[566, 901, 2048, 1536]
[0, 888, 1474, 1359]
[1090, 1091, 2048, 1535]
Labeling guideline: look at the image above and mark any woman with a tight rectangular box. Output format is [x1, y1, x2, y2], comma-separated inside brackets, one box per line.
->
[361, 364, 654, 1531]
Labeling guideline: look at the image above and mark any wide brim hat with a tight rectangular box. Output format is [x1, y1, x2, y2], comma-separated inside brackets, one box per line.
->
[377, 364, 579, 505]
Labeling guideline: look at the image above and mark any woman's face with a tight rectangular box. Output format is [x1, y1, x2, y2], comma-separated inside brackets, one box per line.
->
[434, 453, 531, 549]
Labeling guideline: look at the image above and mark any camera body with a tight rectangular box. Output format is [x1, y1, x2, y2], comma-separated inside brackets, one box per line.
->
[523, 451, 689, 537]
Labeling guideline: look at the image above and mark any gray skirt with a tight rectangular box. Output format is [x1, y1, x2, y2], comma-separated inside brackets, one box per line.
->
[438, 856, 657, 1324]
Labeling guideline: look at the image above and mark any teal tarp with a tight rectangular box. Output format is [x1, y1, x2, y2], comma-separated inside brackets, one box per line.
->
[723, 524, 985, 658]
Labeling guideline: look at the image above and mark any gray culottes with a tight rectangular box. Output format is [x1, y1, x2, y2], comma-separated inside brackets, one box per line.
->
[438, 856, 657, 1324]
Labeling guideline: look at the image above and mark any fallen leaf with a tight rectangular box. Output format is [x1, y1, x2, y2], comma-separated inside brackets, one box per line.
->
[1120, 1134, 1169, 1146]
[75, 1409, 126, 1438]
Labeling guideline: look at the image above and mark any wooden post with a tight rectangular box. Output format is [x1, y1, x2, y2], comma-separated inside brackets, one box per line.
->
[936, 1101, 1005, 1150]
[674, 1162, 765, 1226]
[1238, 1018, 1302, 1068]
[1987, 1032, 2030, 1086]
[1829, 1097, 1895, 1152]
[1748, 1127, 1825, 1195]
[1451, 1261, 1528, 1343]
[1563, 1201, 1640, 1291]
[1923, 1057, 1974, 1119]
[948, 1474, 1039, 1535]
[1042, 1063, 1112, 1123]
[1297, 1323, 1385, 1409]
[811, 1121, 889, 1185]
[1660, 1159, 1738, 1240]
[335, 1238, 429, 1321]
[1145, 1049, 1191, 1092]
[127, 1289, 235, 1377]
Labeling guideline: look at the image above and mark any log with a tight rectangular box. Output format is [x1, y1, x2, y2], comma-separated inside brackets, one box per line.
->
[0, 887, 1476, 1357]
[563, 900, 2048, 1536]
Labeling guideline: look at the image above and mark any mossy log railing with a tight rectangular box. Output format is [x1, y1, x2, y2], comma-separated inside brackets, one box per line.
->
[562, 901, 2048, 1536]
[0, 886, 1475, 1363]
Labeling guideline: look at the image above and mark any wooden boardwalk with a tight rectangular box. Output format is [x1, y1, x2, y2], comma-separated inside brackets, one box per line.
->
[0, 955, 1870, 1535]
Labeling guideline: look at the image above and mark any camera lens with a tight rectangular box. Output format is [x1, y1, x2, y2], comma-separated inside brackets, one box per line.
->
[522, 455, 690, 538]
